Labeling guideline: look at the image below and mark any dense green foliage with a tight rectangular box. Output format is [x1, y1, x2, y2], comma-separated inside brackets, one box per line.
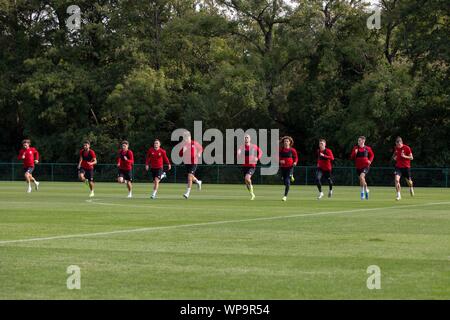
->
[1, 0, 448, 165]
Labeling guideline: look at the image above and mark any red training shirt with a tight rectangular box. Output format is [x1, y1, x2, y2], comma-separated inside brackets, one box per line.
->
[117, 149, 134, 171]
[317, 148, 334, 171]
[179, 140, 203, 165]
[237, 144, 263, 168]
[80, 149, 97, 170]
[350, 145, 374, 169]
[395, 144, 412, 168]
[146, 147, 170, 169]
[279, 147, 298, 168]
[18, 147, 39, 168]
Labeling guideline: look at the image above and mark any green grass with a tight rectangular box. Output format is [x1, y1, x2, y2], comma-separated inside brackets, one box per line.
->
[0, 181, 449, 299]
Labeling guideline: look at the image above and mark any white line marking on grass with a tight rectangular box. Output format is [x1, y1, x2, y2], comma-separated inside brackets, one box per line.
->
[0, 202, 449, 246]
[84, 198, 268, 212]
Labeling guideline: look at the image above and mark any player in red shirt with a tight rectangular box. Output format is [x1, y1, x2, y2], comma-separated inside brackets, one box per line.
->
[316, 138, 334, 200]
[279, 136, 298, 201]
[146, 139, 171, 199]
[392, 137, 414, 201]
[237, 134, 262, 200]
[17, 139, 40, 193]
[179, 131, 203, 199]
[117, 141, 135, 198]
[77, 141, 97, 198]
[350, 136, 374, 200]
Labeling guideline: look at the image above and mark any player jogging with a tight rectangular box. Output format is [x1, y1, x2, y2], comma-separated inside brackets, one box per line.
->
[78, 141, 97, 198]
[237, 134, 262, 200]
[179, 131, 203, 199]
[350, 136, 374, 200]
[117, 141, 134, 198]
[145, 139, 171, 199]
[316, 139, 334, 200]
[18, 139, 40, 193]
[392, 137, 414, 201]
[279, 136, 298, 201]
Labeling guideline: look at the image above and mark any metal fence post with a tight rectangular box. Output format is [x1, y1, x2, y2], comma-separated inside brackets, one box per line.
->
[174, 165, 177, 183]
[351, 168, 354, 186]
[51, 163, 54, 182]
[12, 162, 14, 181]
[445, 168, 448, 188]
[305, 167, 308, 185]
[217, 165, 220, 184]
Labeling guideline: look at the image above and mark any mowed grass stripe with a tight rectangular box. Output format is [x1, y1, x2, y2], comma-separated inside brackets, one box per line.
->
[0, 182, 449, 299]
[0, 185, 450, 245]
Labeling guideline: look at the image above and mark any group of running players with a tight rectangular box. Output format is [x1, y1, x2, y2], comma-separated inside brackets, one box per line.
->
[17, 132, 414, 201]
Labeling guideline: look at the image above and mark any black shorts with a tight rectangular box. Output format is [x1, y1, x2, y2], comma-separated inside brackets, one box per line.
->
[394, 167, 412, 179]
[316, 168, 332, 181]
[118, 169, 133, 182]
[151, 168, 164, 181]
[185, 164, 198, 175]
[242, 167, 256, 177]
[280, 167, 294, 180]
[356, 167, 370, 176]
[79, 168, 94, 181]
[24, 167, 34, 174]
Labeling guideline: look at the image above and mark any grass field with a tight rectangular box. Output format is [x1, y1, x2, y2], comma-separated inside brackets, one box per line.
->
[0, 181, 449, 300]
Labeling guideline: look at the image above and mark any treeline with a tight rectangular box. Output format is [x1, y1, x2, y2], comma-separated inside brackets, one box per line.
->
[0, 0, 449, 166]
